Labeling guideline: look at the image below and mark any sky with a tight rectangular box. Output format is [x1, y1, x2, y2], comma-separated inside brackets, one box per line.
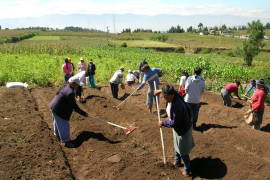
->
[0, 0, 269, 19]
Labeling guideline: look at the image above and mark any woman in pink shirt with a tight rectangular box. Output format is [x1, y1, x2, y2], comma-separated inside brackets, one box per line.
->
[221, 80, 241, 106]
[62, 58, 73, 83]
[250, 80, 266, 130]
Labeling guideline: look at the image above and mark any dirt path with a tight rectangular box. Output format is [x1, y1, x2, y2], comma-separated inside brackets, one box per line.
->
[1, 86, 270, 179]
[0, 88, 73, 180]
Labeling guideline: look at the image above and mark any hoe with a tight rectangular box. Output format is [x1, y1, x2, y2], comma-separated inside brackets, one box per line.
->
[88, 114, 137, 135]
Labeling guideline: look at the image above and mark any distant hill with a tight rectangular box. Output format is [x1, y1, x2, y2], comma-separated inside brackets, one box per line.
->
[1, 13, 270, 32]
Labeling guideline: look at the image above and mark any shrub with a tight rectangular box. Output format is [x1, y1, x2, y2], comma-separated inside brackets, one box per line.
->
[121, 42, 128, 48]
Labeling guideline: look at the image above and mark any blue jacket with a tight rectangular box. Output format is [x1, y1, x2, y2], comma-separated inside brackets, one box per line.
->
[137, 68, 160, 90]
[162, 93, 192, 136]
[49, 84, 87, 120]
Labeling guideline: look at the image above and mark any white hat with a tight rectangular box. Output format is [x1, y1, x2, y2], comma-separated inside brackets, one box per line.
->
[80, 57, 84, 61]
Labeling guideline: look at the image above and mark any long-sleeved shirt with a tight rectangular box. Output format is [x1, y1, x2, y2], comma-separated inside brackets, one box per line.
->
[162, 93, 192, 136]
[77, 62, 87, 72]
[179, 76, 187, 86]
[224, 83, 238, 96]
[88, 63, 96, 75]
[251, 89, 266, 112]
[62, 63, 73, 75]
[137, 68, 160, 90]
[184, 75, 205, 104]
[68, 71, 86, 86]
[49, 84, 87, 120]
[110, 70, 123, 84]
[126, 73, 136, 82]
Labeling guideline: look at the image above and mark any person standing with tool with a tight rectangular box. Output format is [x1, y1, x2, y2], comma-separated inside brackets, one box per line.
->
[49, 78, 88, 148]
[154, 85, 195, 177]
[109, 67, 125, 99]
[136, 64, 161, 113]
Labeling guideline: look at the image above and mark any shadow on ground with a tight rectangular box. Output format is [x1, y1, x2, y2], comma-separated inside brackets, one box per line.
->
[191, 157, 227, 179]
[118, 93, 130, 101]
[86, 95, 106, 100]
[71, 131, 121, 148]
[232, 102, 244, 108]
[261, 124, 270, 133]
[196, 123, 237, 132]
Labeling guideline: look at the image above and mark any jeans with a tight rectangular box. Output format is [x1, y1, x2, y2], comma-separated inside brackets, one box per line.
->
[175, 152, 191, 173]
[187, 103, 201, 128]
[221, 88, 231, 106]
[110, 83, 119, 98]
[64, 74, 72, 83]
[74, 86, 82, 97]
[51, 111, 71, 142]
[89, 75, 96, 88]
[252, 110, 264, 130]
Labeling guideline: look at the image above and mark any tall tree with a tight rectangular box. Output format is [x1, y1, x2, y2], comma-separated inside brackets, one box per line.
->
[240, 20, 265, 66]
[198, 23, 203, 31]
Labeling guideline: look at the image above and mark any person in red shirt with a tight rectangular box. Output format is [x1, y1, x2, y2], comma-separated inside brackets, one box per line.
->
[221, 80, 241, 106]
[250, 80, 266, 130]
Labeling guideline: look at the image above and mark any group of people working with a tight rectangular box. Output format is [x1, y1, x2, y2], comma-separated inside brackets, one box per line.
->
[50, 57, 268, 177]
[221, 79, 269, 130]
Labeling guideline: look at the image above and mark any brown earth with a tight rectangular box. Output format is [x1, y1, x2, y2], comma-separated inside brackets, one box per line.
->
[1, 85, 270, 180]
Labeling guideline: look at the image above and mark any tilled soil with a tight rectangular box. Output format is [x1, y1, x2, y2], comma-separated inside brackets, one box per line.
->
[1, 85, 270, 180]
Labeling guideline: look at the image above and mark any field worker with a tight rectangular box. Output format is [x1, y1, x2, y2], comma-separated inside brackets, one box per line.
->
[178, 70, 189, 96]
[185, 68, 205, 130]
[154, 85, 194, 177]
[132, 70, 140, 82]
[138, 58, 148, 83]
[88, 59, 96, 88]
[136, 64, 161, 113]
[250, 80, 266, 130]
[221, 80, 241, 107]
[68, 69, 90, 103]
[244, 79, 269, 97]
[126, 70, 137, 86]
[49, 78, 88, 148]
[109, 67, 125, 99]
[62, 58, 73, 83]
[77, 57, 87, 72]
[68, 57, 75, 75]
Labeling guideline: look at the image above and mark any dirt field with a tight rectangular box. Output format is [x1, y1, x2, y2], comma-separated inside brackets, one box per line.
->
[1, 85, 270, 180]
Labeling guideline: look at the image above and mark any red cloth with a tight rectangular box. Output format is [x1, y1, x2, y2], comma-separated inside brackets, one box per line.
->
[178, 85, 185, 96]
[224, 83, 238, 96]
[62, 63, 73, 75]
[251, 89, 266, 112]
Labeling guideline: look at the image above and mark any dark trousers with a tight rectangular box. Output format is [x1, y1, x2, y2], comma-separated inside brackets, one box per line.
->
[110, 83, 119, 98]
[187, 103, 201, 128]
[75, 86, 82, 97]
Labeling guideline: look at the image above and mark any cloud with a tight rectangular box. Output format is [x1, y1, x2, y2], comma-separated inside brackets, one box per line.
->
[0, 0, 269, 19]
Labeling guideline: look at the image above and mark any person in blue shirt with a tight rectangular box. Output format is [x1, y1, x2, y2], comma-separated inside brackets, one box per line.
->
[244, 79, 269, 97]
[136, 64, 161, 113]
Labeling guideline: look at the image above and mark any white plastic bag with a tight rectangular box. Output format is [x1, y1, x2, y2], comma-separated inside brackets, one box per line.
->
[6, 82, 28, 88]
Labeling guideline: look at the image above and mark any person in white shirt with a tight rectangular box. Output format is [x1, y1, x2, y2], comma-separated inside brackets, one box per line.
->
[68, 70, 90, 103]
[178, 70, 189, 96]
[109, 67, 125, 99]
[77, 57, 87, 72]
[184, 68, 205, 130]
[126, 70, 137, 86]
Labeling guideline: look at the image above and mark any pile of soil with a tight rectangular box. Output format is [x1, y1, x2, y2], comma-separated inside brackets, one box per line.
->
[1, 85, 270, 179]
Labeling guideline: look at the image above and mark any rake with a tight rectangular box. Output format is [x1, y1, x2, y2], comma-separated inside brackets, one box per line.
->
[88, 114, 137, 135]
